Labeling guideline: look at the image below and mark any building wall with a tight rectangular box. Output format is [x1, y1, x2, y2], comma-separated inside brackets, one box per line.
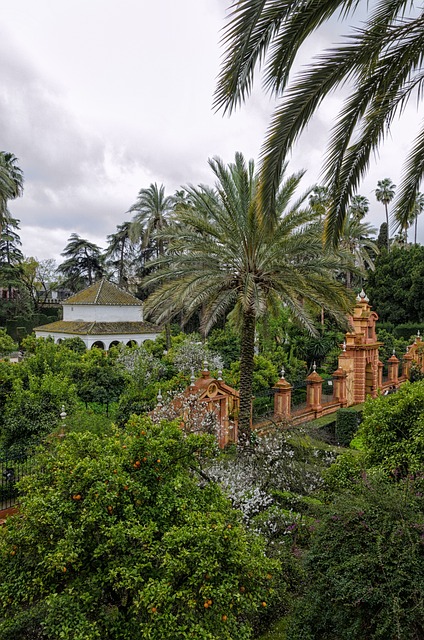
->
[34, 330, 159, 349]
[63, 304, 143, 322]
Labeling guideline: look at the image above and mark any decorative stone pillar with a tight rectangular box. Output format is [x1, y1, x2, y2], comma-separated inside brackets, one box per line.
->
[306, 364, 323, 413]
[332, 367, 347, 407]
[402, 350, 413, 379]
[387, 352, 399, 385]
[378, 360, 384, 389]
[273, 368, 292, 419]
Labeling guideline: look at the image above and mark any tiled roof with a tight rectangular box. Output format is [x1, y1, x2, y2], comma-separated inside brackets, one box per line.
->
[63, 279, 142, 306]
[34, 320, 161, 335]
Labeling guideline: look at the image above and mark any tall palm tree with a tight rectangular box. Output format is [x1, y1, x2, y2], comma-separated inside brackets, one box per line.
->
[412, 193, 424, 245]
[143, 153, 353, 438]
[129, 183, 173, 257]
[0, 152, 24, 236]
[215, 1, 424, 245]
[375, 179, 396, 252]
[339, 215, 378, 289]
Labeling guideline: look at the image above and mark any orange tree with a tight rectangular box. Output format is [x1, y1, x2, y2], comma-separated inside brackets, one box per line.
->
[0, 417, 278, 640]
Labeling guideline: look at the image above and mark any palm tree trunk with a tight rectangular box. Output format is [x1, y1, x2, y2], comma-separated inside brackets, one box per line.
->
[385, 203, 390, 252]
[415, 216, 418, 245]
[238, 310, 255, 442]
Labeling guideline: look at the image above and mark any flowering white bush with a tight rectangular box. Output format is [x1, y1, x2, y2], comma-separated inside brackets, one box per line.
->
[116, 344, 166, 387]
[171, 338, 224, 375]
[208, 429, 338, 534]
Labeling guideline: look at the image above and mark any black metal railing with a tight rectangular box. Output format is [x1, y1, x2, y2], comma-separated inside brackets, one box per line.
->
[0, 453, 33, 511]
[252, 389, 276, 420]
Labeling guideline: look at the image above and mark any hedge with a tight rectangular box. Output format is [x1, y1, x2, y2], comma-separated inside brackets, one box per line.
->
[335, 407, 363, 446]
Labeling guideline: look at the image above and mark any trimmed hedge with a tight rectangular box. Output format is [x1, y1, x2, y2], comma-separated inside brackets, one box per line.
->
[392, 323, 424, 341]
[335, 407, 363, 446]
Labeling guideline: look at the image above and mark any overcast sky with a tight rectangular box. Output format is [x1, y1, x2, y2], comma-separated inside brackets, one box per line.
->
[1, 0, 423, 263]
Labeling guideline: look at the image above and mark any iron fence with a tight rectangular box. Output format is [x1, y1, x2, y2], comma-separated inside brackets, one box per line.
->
[0, 452, 33, 511]
[252, 389, 276, 420]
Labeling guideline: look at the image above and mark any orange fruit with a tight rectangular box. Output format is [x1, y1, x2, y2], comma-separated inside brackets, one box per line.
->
[262, 601, 267, 607]
[222, 615, 227, 621]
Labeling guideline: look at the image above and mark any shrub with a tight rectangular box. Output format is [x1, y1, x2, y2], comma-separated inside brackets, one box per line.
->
[335, 407, 362, 446]
[0, 418, 279, 640]
[287, 476, 424, 639]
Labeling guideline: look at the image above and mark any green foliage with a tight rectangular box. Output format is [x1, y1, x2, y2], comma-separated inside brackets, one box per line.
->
[71, 349, 129, 413]
[322, 451, 365, 493]
[335, 407, 362, 446]
[0, 372, 77, 453]
[19, 337, 81, 379]
[0, 327, 17, 356]
[358, 381, 424, 476]
[0, 418, 278, 639]
[376, 329, 408, 371]
[115, 372, 190, 427]
[367, 246, 424, 324]
[287, 476, 424, 639]
[65, 406, 115, 437]
[60, 337, 87, 354]
[391, 323, 424, 341]
[225, 355, 278, 396]
[207, 325, 241, 368]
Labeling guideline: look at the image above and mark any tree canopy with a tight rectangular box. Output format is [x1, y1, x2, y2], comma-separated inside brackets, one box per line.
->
[215, 0, 424, 245]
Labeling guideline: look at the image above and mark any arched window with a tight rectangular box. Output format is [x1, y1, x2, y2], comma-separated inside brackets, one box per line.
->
[91, 341, 105, 350]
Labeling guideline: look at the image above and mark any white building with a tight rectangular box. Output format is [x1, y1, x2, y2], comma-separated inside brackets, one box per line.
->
[34, 279, 161, 349]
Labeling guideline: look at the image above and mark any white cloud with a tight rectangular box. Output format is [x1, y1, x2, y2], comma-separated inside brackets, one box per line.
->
[1, 0, 423, 263]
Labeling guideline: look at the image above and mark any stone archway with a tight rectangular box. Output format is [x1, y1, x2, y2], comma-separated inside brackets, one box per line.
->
[126, 340, 137, 348]
[91, 341, 105, 350]
[109, 340, 120, 349]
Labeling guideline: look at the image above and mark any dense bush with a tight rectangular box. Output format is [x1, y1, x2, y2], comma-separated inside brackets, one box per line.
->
[0, 418, 278, 640]
[287, 476, 424, 639]
[358, 380, 424, 476]
[335, 407, 362, 446]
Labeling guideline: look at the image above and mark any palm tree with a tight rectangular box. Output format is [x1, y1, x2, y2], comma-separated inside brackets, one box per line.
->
[0, 152, 24, 236]
[402, 192, 424, 246]
[412, 193, 424, 245]
[57, 234, 105, 292]
[309, 186, 331, 220]
[375, 179, 396, 252]
[143, 153, 353, 438]
[339, 215, 378, 289]
[215, 1, 424, 245]
[348, 195, 369, 223]
[129, 183, 173, 257]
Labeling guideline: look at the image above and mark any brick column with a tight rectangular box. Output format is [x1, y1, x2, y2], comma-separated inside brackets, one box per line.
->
[332, 367, 347, 406]
[306, 365, 323, 413]
[273, 369, 292, 420]
[378, 360, 384, 389]
[402, 351, 413, 379]
[388, 353, 399, 385]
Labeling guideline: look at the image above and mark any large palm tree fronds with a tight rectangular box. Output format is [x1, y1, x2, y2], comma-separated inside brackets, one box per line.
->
[129, 183, 174, 249]
[216, 0, 424, 246]
[143, 153, 353, 435]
